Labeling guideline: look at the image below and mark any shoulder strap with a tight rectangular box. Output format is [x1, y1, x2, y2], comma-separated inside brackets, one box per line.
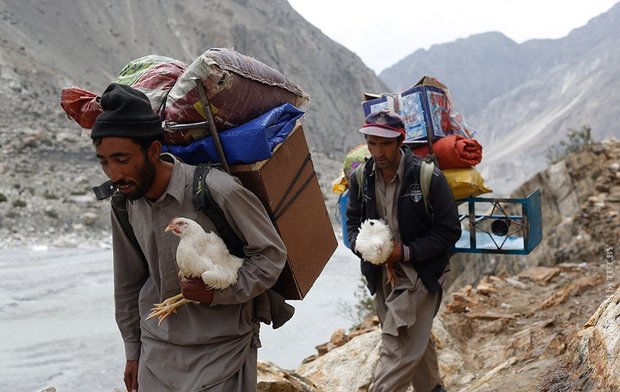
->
[192, 163, 245, 258]
[108, 165, 245, 260]
[355, 162, 365, 200]
[355, 155, 433, 216]
[111, 194, 148, 262]
[419, 160, 435, 217]
[354, 157, 433, 217]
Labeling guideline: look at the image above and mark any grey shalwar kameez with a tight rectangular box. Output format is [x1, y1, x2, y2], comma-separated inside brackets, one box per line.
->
[111, 155, 287, 391]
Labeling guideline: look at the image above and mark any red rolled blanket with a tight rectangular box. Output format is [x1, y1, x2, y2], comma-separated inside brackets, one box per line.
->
[413, 135, 482, 169]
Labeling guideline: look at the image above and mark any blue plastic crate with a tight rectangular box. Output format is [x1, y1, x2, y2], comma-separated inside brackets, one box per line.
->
[453, 190, 543, 254]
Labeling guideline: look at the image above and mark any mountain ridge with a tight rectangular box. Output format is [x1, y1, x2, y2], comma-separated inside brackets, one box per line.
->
[379, 2, 620, 193]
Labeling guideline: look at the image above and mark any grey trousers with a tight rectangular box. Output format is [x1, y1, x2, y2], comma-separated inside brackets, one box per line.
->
[370, 271, 443, 392]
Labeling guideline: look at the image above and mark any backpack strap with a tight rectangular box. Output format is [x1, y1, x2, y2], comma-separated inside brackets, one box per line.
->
[106, 164, 246, 261]
[354, 156, 434, 219]
[355, 162, 366, 200]
[111, 193, 148, 263]
[419, 160, 435, 218]
[192, 163, 245, 258]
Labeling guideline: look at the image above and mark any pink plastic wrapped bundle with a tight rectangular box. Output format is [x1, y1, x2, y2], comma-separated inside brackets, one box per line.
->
[164, 48, 310, 145]
[115, 55, 188, 114]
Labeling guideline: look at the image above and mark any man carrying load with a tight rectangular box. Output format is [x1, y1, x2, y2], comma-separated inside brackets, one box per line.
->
[347, 109, 461, 392]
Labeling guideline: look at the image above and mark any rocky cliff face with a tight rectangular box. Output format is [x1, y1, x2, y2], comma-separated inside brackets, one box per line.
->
[380, 32, 530, 117]
[540, 287, 620, 391]
[289, 265, 618, 392]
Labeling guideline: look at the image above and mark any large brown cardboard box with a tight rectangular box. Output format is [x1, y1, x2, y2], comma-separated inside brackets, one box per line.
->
[230, 123, 337, 299]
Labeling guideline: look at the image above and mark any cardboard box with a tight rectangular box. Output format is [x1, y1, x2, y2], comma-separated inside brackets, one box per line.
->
[230, 123, 337, 299]
[362, 77, 451, 143]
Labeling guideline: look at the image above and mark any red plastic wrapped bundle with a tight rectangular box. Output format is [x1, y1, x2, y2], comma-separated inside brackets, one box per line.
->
[60, 87, 102, 129]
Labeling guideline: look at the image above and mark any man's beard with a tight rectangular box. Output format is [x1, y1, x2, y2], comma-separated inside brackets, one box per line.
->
[120, 158, 156, 201]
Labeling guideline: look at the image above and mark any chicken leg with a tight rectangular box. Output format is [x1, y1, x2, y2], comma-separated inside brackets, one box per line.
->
[385, 263, 398, 288]
[146, 294, 193, 325]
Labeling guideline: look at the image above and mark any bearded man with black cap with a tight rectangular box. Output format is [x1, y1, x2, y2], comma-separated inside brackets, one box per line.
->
[346, 109, 461, 392]
[92, 83, 288, 391]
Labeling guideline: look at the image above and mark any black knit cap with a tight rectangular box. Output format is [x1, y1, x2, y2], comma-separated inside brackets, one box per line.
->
[91, 83, 163, 139]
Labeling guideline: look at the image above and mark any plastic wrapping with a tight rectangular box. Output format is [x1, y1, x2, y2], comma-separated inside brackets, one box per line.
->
[362, 76, 474, 143]
[343, 144, 370, 179]
[442, 167, 492, 199]
[60, 56, 187, 130]
[59, 87, 101, 129]
[115, 55, 188, 114]
[163, 103, 303, 165]
[331, 173, 348, 194]
[338, 191, 351, 248]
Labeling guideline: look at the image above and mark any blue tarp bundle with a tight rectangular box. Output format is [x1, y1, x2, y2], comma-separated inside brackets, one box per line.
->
[163, 103, 304, 165]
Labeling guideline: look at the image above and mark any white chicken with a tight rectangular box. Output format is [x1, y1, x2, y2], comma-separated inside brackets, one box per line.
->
[355, 219, 398, 286]
[146, 217, 244, 325]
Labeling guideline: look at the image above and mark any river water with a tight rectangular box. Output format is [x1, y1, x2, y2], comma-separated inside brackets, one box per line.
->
[0, 242, 360, 391]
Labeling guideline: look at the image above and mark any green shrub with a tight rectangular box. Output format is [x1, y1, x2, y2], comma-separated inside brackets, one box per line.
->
[546, 125, 593, 164]
[44, 209, 59, 219]
[352, 278, 376, 328]
[0, 193, 7, 203]
[43, 190, 58, 200]
[12, 199, 27, 208]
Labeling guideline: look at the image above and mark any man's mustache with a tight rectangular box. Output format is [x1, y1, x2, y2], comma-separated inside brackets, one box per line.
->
[113, 181, 134, 188]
